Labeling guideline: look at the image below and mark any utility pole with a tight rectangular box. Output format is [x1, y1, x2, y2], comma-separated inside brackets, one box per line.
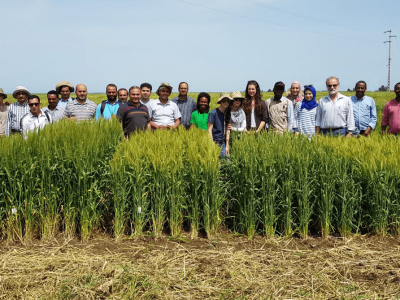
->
[384, 30, 396, 91]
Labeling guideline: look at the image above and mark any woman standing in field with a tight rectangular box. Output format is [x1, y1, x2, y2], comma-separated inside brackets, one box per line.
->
[242, 80, 268, 133]
[293, 85, 318, 139]
[229, 91, 246, 132]
[207, 92, 232, 157]
[190, 92, 211, 130]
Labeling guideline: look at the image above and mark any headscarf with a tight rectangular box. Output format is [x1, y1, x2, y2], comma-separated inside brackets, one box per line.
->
[301, 85, 318, 110]
[288, 81, 303, 103]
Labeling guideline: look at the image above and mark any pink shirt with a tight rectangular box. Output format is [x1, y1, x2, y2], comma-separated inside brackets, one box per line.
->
[382, 99, 400, 134]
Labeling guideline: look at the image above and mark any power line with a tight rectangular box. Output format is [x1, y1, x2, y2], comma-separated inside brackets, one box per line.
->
[176, 0, 381, 43]
[242, 0, 381, 34]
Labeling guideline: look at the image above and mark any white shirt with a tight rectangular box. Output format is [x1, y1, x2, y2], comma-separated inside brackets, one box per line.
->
[149, 99, 181, 126]
[316, 93, 355, 131]
[20, 111, 53, 139]
[140, 99, 155, 118]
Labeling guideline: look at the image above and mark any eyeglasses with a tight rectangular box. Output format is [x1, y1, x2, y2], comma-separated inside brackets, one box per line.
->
[327, 84, 338, 88]
[29, 103, 40, 107]
[220, 99, 229, 103]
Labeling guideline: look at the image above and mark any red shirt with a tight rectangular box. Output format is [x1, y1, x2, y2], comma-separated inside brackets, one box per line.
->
[382, 99, 400, 134]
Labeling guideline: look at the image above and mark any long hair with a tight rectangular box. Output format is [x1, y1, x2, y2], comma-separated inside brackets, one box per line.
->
[243, 80, 263, 115]
[196, 92, 210, 113]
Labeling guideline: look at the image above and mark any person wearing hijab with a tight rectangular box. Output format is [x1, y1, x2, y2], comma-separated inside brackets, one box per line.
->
[287, 81, 304, 105]
[293, 85, 318, 139]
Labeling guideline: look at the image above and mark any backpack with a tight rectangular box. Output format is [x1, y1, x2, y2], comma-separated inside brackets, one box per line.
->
[100, 100, 107, 116]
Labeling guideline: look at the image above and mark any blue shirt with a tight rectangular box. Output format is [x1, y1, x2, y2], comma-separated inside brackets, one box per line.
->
[95, 100, 120, 120]
[208, 108, 225, 143]
[350, 95, 377, 131]
[171, 96, 197, 129]
[57, 97, 73, 109]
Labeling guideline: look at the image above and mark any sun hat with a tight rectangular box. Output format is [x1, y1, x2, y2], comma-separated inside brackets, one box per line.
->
[217, 92, 233, 104]
[0, 88, 7, 99]
[156, 82, 173, 96]
[12, 86, 31, 99]
[231, 91, 245, 100]
[56, 81, 74, 94]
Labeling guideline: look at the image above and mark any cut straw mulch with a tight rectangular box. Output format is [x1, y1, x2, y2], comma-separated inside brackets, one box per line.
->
[0, 234, 399, 299]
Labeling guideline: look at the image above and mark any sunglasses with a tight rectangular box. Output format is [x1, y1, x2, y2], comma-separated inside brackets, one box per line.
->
[29, 103, 40, 107]
[220, 99, 230, 103]
[327, 84, 338, 88]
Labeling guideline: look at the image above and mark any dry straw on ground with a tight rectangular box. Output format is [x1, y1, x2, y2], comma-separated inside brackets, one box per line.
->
[0, 234, 399, 299]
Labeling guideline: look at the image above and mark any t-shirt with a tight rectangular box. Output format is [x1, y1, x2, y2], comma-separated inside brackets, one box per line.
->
[208, 108, 225, 143]
[190, 110, 209, 130]
[117, 101, 150, 136]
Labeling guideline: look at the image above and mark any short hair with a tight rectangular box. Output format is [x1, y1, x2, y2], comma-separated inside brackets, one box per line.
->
[140, 83, 152, 91]
[29, 95, 41, 102]
[106, 83, 117, 90]
[118, 88, 128, 94]
[47, 90, 58, 97]
[326, 76, 340, 86]
[394, 82, 400, 90]
[129, 86, 141, 93]
[355, 81, 367, 89]
[196, 92, 210, 112]
[179, 82, 189, 89]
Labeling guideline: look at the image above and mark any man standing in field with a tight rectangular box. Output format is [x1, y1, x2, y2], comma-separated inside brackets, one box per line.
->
[382, 82, 400, 135]
[56, 81, 75, 109]
[64, 84, 97, 121]
[5, 86, 31, 136]
[316, 76, 355, 137]
[42, 90, 65, 122]
[96, 84, 120, 120]
[139, 83, 154, 114]
[265, 81, 294, 133]
[149, 82, 181, 130]
[117, 86, 151, 138]
[118, 88, 128, 103]
[350, 81, 377, 137]
[171, 82, 196, 129]
[21, 95, 52, 139]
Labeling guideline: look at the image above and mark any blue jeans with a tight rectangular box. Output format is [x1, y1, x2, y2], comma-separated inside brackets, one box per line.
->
[217, 141, 226, 157]
[322, 128, 346, 136]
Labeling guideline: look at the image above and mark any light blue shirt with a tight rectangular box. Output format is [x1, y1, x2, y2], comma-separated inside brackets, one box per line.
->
[95, 100, 120, 120]
[350, 95, 377, 131]
[57, 97, 73, 109]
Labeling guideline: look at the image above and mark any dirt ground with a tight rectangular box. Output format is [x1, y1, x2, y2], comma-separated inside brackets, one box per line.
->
[0, 233, 399, 299]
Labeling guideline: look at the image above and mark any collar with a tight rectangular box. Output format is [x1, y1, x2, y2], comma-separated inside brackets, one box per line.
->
[127, 100, 142, 107]
[105, 99, 119, 105]
[157, 99, 170, 105]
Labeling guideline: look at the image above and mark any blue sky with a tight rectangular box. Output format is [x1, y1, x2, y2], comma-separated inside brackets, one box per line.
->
[1, 0, 399, 93]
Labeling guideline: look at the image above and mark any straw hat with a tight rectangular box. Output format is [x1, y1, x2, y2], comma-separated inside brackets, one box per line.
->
[56, 81, 74, 94]
[231, 91, 245, 100]
[0, 88, 7, 99]
[217, 92, 233, 104]
[12, 86, 31, 99]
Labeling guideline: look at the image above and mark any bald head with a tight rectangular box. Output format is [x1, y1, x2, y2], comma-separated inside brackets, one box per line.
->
[75, 84, 88, 102]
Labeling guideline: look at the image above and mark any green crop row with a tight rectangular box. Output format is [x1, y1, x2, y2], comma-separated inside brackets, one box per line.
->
[0, 119, 399, 242]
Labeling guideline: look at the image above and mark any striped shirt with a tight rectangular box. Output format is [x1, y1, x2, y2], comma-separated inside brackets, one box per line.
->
[5, 101, 30, 136]
[42, 106, 65, 122]
[293, 101, 317, 138]
[64, 99, 97, 121]
[21, 111, 53, 139]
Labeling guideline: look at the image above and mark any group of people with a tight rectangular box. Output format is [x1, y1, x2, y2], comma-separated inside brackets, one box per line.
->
[1, 76, 399, 157]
